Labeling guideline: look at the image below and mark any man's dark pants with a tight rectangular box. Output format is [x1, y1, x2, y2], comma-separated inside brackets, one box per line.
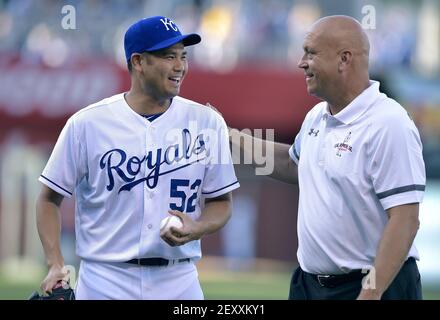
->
[289, 258, 422, 300]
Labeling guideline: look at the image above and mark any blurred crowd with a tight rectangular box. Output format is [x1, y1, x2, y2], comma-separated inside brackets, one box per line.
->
[1, 0, 437, 73]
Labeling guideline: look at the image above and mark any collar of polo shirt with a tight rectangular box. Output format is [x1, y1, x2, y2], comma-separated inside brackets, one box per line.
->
[324, 81, 382, 125]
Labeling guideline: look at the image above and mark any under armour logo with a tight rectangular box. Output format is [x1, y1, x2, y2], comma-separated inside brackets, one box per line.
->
[308, 128, 319, 137]
[160, 18, 178, 31]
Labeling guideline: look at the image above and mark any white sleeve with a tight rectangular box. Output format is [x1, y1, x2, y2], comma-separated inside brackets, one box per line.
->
[289, 134, 301, 165]
[369, 116, 426, 210]
[289, 115, 309, 165]
[39, 117, 86, 198]
[201, 117, 239, 198]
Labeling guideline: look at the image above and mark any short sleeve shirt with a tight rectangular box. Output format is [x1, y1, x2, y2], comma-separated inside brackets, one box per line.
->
[289, 81, 425, 274]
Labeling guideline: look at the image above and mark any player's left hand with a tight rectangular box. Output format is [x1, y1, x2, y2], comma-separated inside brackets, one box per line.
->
[160, 210, 205, 246]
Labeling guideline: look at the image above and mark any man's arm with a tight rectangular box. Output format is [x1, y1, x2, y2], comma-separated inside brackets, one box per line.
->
[161, 192, 232, 246]
[357, 203, 420, 300]
[229, 129, 298, 184]
[36, 185, 68, 292]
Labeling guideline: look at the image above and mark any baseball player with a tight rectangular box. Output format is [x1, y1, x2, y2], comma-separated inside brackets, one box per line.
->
[36, 16, 239, 300]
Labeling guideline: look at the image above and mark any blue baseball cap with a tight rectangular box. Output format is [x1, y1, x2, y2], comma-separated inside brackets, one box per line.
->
[124, 16, 201, 62]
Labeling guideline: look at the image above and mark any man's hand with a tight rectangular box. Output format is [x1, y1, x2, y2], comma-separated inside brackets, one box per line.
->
[41, 264, 69, 293]
[205, 103, 233, 135]
[206, 102, 222, 116]
[160, 210, 205, 247]
[356, 204, 419, 300]
[356, 288, 382, 300]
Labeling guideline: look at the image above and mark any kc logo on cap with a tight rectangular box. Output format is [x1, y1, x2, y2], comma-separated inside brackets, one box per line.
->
[160, 18, 178, 32]
[124, 16, 201, 62]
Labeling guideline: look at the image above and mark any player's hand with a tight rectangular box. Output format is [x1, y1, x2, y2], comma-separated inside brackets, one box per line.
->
[41, 265, 69, 293]
[160, 210, 204, 247]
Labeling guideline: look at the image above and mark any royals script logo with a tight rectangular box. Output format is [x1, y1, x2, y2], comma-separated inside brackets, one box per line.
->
[99, 129, 208, 193]
[334, 131, 353, 157]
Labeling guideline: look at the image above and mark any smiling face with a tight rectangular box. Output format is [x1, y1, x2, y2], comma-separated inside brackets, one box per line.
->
[137, 42, 188, 101]
[297, 16, 371, 107]
[297, 32, 340, 100]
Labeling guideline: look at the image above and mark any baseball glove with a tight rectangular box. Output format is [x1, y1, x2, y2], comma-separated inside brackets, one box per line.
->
[28, 282, 75, 300]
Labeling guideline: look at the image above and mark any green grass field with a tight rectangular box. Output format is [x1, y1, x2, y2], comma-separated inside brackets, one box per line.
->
[1, 257, 439, 300]
[200, 271, 291, 299]
[1, 271, 439, 300]
[0, 272, 289, 300]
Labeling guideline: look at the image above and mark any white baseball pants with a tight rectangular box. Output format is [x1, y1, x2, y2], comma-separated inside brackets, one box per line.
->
[75, 259, 204, 300]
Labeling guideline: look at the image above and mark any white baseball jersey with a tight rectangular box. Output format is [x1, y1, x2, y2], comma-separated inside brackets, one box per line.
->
[39, 93, 239, 262]
[289, 81, 425, 274]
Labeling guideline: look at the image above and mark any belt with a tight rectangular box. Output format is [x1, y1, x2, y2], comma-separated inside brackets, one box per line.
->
[309, 269, 369, 288]
[125, 257, 191, 267]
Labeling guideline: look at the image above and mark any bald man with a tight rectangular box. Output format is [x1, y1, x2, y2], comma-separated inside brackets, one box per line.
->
[228, 16, 425, 300]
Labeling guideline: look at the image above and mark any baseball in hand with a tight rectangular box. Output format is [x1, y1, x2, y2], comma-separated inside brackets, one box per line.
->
[160, 215, 183, 233]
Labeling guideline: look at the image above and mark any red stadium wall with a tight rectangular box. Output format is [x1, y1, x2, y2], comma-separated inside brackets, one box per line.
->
[0, 54, 318, 140]
[182, 67, 318, 139]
